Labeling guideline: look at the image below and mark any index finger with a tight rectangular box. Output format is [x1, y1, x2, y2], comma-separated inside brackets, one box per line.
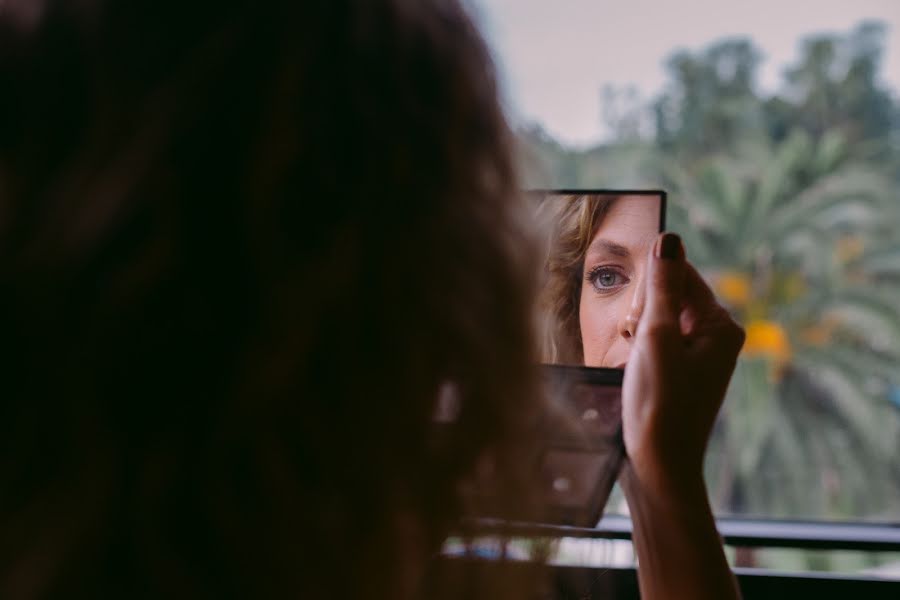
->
[642, 233, 686, 332]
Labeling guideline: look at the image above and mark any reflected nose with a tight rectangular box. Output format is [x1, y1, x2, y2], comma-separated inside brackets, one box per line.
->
[620, 276, 646, 339]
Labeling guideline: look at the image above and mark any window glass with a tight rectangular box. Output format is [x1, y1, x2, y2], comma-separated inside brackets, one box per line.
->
[471, 0, 900, 533]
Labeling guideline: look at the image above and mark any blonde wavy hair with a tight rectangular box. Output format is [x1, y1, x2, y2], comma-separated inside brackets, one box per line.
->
[539, 194, 618, 364]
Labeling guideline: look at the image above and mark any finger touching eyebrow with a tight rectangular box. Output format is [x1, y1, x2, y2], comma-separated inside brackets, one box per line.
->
[587, 239, 630, 258]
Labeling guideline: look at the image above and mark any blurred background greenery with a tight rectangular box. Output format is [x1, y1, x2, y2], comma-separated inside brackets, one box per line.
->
[513, 20, 900, 564]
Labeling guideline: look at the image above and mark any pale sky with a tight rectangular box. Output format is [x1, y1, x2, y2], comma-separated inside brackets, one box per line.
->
[470, 0, 900, 147]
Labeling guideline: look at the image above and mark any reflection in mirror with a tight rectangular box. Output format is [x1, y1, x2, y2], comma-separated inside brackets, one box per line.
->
[461, 191, 665, 530]
[535, 191, 665, 367]
[539, 364, 625, 527]
[532, 191, 664, 528]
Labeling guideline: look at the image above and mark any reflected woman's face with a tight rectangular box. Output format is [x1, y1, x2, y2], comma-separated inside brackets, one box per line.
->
[579, 196, 659, 368]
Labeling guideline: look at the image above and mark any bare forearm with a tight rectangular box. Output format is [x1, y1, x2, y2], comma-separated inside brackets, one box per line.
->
[621, 463, 740, 600]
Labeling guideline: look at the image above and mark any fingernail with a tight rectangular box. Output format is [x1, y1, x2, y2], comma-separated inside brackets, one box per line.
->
[658, 233, 683, 260]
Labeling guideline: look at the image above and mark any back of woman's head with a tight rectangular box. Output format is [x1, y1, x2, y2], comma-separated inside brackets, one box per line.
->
[0, 1, 542, 597]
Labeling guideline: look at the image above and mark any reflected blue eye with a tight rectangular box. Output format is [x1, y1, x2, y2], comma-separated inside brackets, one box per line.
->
[586, 266, 629, 293]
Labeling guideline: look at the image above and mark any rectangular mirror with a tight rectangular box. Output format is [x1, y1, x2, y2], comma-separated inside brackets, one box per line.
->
[462, 191, 666, 531]
[533, 190, 665, 528]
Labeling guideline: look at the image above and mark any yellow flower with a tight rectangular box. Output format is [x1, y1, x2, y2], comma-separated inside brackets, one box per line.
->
[800, 315, 841, 347]
[743, 319, 792, 382]
[743, 319, 792, 362]
[800, 316, 838, 347]
[716, 271, 751, 307]
[800, 325, 831, 347]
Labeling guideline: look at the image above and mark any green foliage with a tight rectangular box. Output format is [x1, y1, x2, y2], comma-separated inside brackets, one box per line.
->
[779, 22, 896, 150]
[516, 20, 900, 546]
[665, 131, 900, 523]
[654, 38, 767, 159]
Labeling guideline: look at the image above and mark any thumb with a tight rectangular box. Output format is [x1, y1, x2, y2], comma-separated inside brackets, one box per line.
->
[641, 232, 686, 332]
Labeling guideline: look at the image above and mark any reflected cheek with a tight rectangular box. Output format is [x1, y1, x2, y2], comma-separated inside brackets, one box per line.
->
[579, 294, 621, 367]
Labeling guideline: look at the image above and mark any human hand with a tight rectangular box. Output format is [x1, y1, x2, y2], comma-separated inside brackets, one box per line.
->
[621, 232, 745, 492]
[620, 232, 744, 600]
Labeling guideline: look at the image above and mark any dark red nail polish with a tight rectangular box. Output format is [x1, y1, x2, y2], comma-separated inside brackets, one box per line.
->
[659, 233, 682, 260]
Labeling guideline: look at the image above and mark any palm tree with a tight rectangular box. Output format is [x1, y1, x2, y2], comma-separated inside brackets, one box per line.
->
[662, 129, 900, 523]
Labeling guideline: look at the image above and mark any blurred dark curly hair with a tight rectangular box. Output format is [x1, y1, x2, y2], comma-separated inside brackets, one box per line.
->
[0, 1, 546, 597]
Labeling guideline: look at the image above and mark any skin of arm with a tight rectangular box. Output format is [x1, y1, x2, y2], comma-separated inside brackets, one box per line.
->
[620, 232, 744, 600]
[622, 464, 739, 600]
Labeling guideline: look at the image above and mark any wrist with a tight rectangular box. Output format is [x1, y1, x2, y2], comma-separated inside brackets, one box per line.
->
[621, 458, 739, 600]
[620, 456, 708, 515]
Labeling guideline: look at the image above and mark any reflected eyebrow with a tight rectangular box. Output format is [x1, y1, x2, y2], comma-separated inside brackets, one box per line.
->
[587, 239, 630, 258]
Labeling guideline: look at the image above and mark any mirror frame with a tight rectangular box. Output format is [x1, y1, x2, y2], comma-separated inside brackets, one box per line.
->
[527, 188, 667, 232]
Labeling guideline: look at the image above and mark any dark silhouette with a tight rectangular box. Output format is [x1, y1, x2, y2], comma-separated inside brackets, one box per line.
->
[0, 1, 542, 597]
